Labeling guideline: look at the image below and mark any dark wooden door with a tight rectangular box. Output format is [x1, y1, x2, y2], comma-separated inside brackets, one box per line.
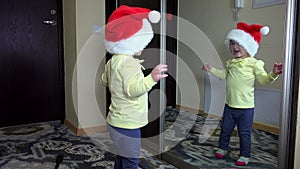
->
[0, 0, 64, 127]
[105, 0, 177, 154]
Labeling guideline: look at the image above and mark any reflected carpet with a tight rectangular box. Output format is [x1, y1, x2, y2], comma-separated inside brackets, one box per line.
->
[163, 108, 278, 169]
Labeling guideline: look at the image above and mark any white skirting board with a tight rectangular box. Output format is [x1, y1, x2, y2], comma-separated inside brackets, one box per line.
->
[204, 73, 280, 126]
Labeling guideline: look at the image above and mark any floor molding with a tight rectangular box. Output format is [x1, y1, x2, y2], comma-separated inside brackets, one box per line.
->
[64, 120, 107, 136]
[176, 105, 279, 135]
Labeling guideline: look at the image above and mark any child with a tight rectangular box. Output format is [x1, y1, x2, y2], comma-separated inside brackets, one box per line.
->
[202, 22, 283, 166]
[100, 5, 168, 169]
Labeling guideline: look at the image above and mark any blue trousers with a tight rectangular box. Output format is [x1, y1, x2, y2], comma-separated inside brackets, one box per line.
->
[218, 105, 254, 157]
[107, 124, 140, 169]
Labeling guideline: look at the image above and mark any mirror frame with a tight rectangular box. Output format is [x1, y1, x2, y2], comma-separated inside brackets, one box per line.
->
[279, 0, 298, 168]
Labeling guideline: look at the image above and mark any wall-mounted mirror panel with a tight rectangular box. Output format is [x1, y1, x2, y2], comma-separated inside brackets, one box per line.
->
[161, 1, 297, 169]
[104, 0, 298, 168]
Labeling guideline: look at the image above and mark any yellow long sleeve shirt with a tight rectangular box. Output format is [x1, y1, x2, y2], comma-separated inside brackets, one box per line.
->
[100, 54, 157, 129]
[209, 57, 278, 108]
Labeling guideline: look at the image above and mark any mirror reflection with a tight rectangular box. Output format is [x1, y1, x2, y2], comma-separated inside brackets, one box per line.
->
[161, 0, 285, 169]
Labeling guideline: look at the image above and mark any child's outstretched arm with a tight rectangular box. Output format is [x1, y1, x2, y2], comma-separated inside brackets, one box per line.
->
[123, 62, 168, 98]
[202, 63, 226, 79]
[255, 61, 282, 85]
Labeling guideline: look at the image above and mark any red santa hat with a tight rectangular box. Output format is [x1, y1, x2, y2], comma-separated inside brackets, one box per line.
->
[225, 22, 270, 57]
[105, 5, 160, 55]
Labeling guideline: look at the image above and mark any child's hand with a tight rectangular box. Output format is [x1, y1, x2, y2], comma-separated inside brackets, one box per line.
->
[202, 64, 212, 71]
[273, 62, 283, 75]
[151, 64, 168, 82]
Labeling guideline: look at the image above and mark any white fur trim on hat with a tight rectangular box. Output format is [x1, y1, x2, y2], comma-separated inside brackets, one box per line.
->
[105, 19, 154, 55]
[225, 29, 259, 57]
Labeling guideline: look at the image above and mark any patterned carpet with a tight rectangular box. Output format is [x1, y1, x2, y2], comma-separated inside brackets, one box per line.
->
[0, 121, 117, 169]
[0, 120, 175, 169]
[0, 108, 278, 169]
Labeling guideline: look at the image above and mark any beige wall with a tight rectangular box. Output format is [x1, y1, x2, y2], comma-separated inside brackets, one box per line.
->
[63, 0, 78, 127]
[177, 0, 285, 111]
[63, 0, 107, 131]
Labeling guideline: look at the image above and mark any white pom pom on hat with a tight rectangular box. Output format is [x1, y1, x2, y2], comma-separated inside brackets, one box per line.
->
[148, 10, 161, 23]
[260, 26, 270, 35]
[225, 22, 270, 57]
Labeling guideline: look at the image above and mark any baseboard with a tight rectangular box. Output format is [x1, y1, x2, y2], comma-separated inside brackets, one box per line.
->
[176, 105, 222, 120]
[64, 120, 107, 136]
[176, 105, 279, 135]
[252, 121, 279, 135]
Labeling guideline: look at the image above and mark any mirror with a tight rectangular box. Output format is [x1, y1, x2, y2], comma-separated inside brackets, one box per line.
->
[102, 0, 297, 168]
[159, 0, 296, 169]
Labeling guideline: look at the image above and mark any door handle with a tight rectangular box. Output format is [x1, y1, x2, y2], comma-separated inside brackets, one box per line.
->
[43, 20, 57, 26]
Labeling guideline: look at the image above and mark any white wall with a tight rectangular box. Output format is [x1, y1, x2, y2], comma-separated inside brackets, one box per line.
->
[254, 88, 281, 125]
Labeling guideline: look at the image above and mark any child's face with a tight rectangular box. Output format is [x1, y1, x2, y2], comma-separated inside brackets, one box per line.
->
[229, 40, 249, 58]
